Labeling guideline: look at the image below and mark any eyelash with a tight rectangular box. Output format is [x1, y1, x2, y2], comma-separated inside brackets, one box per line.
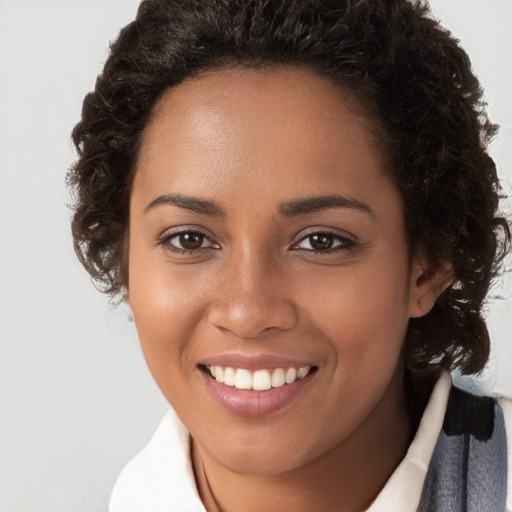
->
[292, 231, 356, 254]
[156, 229, 356, 256]
[156, 230, 219, 255]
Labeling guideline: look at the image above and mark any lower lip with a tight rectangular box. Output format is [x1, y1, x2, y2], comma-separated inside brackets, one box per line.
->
[199, 370, 314, 417]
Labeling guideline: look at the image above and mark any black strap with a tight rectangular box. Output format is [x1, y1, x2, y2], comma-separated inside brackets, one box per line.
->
[443, 386, 495, 441]
[417, 386, 507, 512]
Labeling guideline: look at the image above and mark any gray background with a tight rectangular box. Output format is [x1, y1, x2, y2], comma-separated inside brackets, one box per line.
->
[0, 1, 510, 511]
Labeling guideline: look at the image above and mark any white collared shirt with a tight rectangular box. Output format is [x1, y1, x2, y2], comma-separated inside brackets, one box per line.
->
[109, 372, 512, 511]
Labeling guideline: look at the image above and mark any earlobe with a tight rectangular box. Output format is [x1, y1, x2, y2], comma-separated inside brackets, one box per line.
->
[409, 257, 454, 318]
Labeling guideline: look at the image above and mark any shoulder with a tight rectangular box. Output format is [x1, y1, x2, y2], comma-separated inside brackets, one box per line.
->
[419, 382, 511, 512]
[108, 409, 205, 512]
[496, 395, 512, 512]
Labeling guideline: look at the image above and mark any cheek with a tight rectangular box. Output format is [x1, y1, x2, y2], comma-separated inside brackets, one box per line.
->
[301, 257, 412, 368]
[127, 240, 206, 382]
[298, 266, 411, 426]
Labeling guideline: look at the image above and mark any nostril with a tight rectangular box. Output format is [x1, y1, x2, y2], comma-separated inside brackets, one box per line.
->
[208, 298, 298, 339]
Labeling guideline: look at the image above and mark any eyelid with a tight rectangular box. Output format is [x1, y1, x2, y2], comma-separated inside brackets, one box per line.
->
[291, 228, 357, 252]
[156, 226, 221, 253]
[156, 224, 218, 241]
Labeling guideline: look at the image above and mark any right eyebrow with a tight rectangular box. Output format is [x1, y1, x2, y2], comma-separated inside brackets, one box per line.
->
[278, 194, 375, 218]
[143, 193, 225, 217]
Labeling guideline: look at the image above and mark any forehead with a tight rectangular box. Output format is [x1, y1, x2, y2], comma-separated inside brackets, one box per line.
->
[134, 65, 397, 212]
[149, 65, 368, 122]
[143, 66, 388, 158]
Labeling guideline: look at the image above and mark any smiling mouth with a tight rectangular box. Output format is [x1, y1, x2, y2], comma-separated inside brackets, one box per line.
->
[199, 365, 316, 391]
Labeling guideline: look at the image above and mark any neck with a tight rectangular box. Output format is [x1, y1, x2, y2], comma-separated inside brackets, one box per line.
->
[192, 370, 412, 512]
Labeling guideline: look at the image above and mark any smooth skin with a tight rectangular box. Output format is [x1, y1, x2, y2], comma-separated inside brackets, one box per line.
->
[128, 66, 451, 512]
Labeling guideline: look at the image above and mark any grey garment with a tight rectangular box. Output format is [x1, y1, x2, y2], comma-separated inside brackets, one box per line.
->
[418, 387, 508, 512]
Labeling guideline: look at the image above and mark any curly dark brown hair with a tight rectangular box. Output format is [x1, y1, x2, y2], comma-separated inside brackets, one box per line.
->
[68, 0, 510, 376]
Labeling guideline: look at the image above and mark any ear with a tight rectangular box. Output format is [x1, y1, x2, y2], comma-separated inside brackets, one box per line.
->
[409, 254, 454, 318]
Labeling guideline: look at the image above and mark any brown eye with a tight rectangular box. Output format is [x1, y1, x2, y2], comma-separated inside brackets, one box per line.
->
[294, 231, 355, 253]
[160, 230, 219, 253]
[178, 232, 205, 250]
[308, 233, 334, 251]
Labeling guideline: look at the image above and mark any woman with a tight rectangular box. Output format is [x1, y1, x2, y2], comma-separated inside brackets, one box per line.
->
[68, 0, 511, 510]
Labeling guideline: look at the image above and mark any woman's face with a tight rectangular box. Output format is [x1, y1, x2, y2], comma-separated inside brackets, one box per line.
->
[128, 66, 429, 475]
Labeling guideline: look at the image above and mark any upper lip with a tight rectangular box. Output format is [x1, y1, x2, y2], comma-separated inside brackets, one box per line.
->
[199, 352, 316, 371]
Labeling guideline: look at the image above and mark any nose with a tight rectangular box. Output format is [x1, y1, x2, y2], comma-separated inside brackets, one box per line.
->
[207, 255, 298, 339]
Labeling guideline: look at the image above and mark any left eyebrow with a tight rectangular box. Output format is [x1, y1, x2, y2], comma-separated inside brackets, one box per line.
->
[144, 193, 225, 216]
[278, 194, 375, 218]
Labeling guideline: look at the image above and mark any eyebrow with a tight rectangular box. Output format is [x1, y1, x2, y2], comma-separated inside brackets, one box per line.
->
[144, 193, 374, 218]
[278, 194, 375, 218]
[144, 193, 225, 216]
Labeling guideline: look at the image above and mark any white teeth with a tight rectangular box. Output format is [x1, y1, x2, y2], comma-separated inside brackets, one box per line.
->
[214, 366, 224, 383]
[253, 369, 272, 391]
[234, 369, 253, 390]
[297, 367, 310, 379]
[285, 367, 297, 384]
[271, 368, 285, 388]
[206, 365, 312, 391]
[224, 367, 235, 386]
